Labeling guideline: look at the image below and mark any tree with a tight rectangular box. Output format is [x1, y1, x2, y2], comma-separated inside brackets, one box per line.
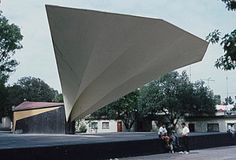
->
[91, 90, 139, 131]
[54, 93, 64, 102]
[206, 1, 236, 70]
[2, 77, 59, 118]
[0, 11, 23, 74]
[214, 95, 222, 105]
[8, 77, 58, 104]
[224, 96, 234, 105]
[191, 81, 216, 115]
[207, 29, 236, 70]
[222, 0, 236, 10]
[139, 72, 193, 129]
[92, 71, 216, 131]
[139, 71, 216, 130]
[0, 10, 23, 118]
[0, 73, 8, 118]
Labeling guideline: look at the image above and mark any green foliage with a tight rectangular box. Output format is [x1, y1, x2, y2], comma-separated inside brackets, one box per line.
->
[54, 93, 64, 102]
[0, 72, 8, 118]
[0, 10, 23, 118]
[0, 77, 60, 118]
[91, 90, 139, 130]
[139, 71, 196, 129]
[191, 81, 216, 115]
[0, 11, 23, 74]
[8, 77, 58, 103]
[206, 2, 236, 70]
[140, 72, 216, 129]
[224, 96, 234, 105]
[214, 95, 221, 105]
[92, 71, 216, 131]
[207, 29, 236, 70]
[222, 0, 236, 10]
[77, 121, 87, 133]
[206, 29, 221, 44]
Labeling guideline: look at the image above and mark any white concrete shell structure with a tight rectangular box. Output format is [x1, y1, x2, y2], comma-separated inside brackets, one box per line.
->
[46, 5, 208, 121]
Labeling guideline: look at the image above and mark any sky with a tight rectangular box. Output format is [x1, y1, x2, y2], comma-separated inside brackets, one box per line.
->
[0, 0, 236, 102]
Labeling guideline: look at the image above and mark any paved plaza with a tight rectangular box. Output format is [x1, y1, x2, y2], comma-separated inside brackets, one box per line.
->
[121, 145, 236, 160]
[0, 132, 158, 149]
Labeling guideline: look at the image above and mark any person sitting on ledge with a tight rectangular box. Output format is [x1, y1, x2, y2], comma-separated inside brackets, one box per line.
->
[158, 124, 167, 138]
[228, 124, 235, 137]
[161, 133, 174, 153]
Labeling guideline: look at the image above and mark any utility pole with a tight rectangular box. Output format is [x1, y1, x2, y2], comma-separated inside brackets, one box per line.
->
[226, 76, 229, 105]
[202, 77, 215, 87]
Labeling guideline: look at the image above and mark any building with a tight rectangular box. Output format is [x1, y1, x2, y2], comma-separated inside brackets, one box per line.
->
[185, 105, 236, 133]
[186, 115, 236, 133]
[0, 117, 11, 131]
[13, 101, 66, 134]
[77, 119, 123, 134]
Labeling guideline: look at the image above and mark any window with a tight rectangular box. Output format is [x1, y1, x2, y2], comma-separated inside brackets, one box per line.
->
[91, 122, 98, 129]
[227, 123, 236, 130]
[207, 123, 219, 132]
[188, 123, 195, 132]
[102, 122, 109, 129]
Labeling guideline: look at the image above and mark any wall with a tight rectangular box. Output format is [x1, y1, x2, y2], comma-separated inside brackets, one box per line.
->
[82, 120, 120, 133]
[0, 117, 11, 130]
[15, 106, 65, 134]
[1, 133, 236, 160]
[187, 118, 236, 132]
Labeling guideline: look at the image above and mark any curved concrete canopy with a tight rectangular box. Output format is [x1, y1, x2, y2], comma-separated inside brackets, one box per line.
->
[46, 5, 208, 121]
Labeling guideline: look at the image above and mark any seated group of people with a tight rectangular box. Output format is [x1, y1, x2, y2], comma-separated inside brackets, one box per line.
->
[158, 124, 177, 153]
[158, 123, 190, 154]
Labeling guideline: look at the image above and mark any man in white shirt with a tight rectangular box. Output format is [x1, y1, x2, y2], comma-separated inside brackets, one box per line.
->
[228, 124, 235, 137]
[158, 124, 167, 138]
[181, 122, 190, 154]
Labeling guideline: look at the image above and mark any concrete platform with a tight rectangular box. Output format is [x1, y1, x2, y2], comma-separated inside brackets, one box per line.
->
[0, 132, 158, 149]
[0, 132, 235, 160]
[121, 145, 236, 160]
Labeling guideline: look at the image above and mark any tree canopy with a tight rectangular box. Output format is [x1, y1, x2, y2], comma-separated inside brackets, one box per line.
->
[0, 10, 23, 118]
[207, 29, 236, 70]
[8, 77, 59, 104]
[92, 71, 216, 131]
[139, 72, 216, 129]
[0, 77, 62, 118]
[224, 96, 234, 105]
[91, 90, 139, 131]
[222, 0, 236, 10]
[206, 1, 236, 70]
[0, 11, 23, 74]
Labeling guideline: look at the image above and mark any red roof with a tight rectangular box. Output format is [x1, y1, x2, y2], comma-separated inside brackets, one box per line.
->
[14, 101, 64, 111]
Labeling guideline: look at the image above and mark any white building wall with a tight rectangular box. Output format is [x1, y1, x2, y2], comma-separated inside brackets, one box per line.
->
[187, 118, 236, 133]
[85, 120, 118, 134]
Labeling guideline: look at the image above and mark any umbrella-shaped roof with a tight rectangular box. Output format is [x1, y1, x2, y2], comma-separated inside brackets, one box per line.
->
[46, 5, 208, 121]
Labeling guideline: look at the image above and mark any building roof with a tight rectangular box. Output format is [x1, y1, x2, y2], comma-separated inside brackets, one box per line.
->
[186, 115, 236, 121]
[46, 5, 208, 120]
[216, 105, 234, 112]
[14, 101, 64, 111]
